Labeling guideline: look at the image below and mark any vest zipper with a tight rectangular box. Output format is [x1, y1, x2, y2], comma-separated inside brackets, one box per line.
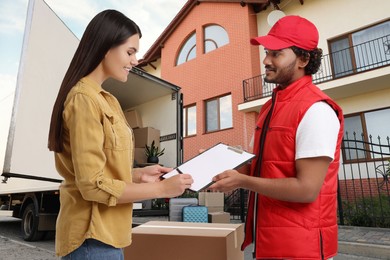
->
[320, 230, 324, 260]
[252, 91, 277, 259]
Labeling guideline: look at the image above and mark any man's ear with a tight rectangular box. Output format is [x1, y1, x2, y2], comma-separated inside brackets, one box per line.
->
[298, 54, 310, 69]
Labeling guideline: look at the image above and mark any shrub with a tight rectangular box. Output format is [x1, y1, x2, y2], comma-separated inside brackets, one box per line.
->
[341, 195, 390, 228]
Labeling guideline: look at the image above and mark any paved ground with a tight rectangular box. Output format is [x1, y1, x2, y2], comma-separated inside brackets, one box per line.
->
[337, 225, 390, 259]
[338, 225, 390, 246]
[133, 216, 390, 260]
[0, 215, 389, 259]
[0, 236, 56, 260]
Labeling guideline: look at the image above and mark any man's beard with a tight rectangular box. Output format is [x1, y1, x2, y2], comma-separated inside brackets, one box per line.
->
[264, 59, 297, 87]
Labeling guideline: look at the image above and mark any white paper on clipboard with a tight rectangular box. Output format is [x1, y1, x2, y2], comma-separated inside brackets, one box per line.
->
[162, 143, 255, 192]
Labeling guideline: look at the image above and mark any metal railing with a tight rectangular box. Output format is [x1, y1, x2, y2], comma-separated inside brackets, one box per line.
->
[225, 188, 247, 221]
[338, 133, 390, 227]
[243, 34, 390, 102]
[226, 134, 390, 227]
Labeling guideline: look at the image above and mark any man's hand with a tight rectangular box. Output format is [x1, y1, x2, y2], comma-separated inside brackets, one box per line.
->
[208, 170, 243, 192]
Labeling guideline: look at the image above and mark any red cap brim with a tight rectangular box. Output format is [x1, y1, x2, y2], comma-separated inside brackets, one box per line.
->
[250, 35, 293, 50]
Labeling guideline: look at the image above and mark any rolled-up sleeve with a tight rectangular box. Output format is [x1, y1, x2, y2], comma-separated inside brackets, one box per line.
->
[63, 93, 127, 206]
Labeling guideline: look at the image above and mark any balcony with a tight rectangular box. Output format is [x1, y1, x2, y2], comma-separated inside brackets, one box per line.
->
[242, 34, 390, 107]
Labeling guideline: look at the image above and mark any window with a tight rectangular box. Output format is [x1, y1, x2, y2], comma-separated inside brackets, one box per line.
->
[343, 107, 390, 162]
[204, 24, 229, 54]
[329, 20, 390, 78]
[205, 94, 232, 132]
[183, 105, 196, 137]
[176, 24, 230, 65]
[176, 32, 196, 66]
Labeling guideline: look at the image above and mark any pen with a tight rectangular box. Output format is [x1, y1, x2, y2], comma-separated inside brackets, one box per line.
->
[160, 167, 183, 180]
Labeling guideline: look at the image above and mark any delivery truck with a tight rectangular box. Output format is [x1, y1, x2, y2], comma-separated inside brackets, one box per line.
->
[0, 0, 183, 241]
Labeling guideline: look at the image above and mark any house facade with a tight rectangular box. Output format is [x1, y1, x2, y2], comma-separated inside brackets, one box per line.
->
[240, 0, 390, 204]
[139, 0, 390, 186]
[140, 0, 263, 165]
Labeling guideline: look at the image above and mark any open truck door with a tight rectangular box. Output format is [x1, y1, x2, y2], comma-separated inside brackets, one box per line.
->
[1, 0, 183, 241]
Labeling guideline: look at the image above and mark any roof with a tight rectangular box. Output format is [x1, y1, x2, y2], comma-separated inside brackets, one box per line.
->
[137, 0, 273, 67]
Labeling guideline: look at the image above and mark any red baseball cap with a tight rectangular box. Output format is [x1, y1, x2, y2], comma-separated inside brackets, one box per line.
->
[251, 15, 319, 51]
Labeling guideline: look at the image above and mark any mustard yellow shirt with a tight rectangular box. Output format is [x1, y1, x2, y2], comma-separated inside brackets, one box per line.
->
[55, 77, 134, 256]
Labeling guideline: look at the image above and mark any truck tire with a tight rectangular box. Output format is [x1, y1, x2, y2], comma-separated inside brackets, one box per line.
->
[21, 203, 44, 241]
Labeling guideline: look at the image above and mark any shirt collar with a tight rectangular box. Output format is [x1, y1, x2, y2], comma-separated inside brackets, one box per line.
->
[80, 77, 110, 95]
[273, 75, 313, 101]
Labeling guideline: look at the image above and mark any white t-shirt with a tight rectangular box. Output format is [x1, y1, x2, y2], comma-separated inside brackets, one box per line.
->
[295, 102, 340, 160]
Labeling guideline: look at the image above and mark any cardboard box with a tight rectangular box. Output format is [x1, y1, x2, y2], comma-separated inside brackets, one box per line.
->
[124, 109, 143, 129]
[124, 221, 244, 260]
[208, 212, 231, 223]
[134, 148, 147, 164]
[199, 191, 224, 207]
[207, 206, 224, 213]
[133, 127, 160, 148]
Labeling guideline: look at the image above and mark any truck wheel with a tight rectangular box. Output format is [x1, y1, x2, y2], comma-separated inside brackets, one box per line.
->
[21, 203, 44, 241]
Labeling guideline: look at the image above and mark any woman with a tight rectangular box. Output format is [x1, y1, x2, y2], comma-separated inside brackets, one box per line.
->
[48, 10, 193, 259]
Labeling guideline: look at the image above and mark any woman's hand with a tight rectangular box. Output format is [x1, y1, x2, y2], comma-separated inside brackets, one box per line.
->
[160, 173, 194, 198]
[119, 171, 193, 204]
[134, 165, 173, 183]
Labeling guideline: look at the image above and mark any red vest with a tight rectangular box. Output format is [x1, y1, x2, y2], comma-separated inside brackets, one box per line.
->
[242, 76, 344, 259]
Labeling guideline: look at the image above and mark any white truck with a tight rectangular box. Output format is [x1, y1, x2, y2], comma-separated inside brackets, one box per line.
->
[0, 0, 183, 241]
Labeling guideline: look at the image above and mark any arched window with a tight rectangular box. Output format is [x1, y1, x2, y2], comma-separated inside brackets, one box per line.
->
[176, 31, 196, 66]
[204, 24, 229, 54]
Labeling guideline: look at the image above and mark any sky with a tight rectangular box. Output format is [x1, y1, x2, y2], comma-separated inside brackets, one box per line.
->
[0, 0, 186, 169]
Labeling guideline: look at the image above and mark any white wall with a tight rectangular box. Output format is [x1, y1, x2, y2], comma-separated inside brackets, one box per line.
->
[4, 0, 78, 181]
[338, 88, 390, 115]
[256, 0, 390, 56]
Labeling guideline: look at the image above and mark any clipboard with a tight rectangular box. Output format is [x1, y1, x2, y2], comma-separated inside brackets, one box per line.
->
[162, 143, 255, 192]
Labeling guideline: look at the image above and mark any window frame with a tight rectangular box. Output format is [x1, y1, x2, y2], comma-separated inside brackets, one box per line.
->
[343, 107, 390, 164]
[328, 19, 390, 80]
[203, 24, 229, 54]
[176, 31, 197, 66]
[183, 104, 197, 138]
[204, 93, 233, 133]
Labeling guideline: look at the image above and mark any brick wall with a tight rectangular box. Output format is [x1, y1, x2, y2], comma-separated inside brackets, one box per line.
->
[338, 178, 387, 201]
[160, 2, 261, 165]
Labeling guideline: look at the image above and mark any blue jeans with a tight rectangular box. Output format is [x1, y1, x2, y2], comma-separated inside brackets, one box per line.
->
[62, 239, 123, 260]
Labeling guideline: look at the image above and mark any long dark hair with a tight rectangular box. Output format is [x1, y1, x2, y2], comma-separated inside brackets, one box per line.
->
[48, 10, 142, 152]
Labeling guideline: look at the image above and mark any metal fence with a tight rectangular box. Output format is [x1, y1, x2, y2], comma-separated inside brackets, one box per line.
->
[226, 134, 390, 228]
[338, 133, 390, 227]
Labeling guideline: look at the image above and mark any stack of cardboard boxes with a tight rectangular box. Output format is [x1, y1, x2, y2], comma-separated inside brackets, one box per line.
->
[124, 109, 160, 165]
[199, 191, 231, 223]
